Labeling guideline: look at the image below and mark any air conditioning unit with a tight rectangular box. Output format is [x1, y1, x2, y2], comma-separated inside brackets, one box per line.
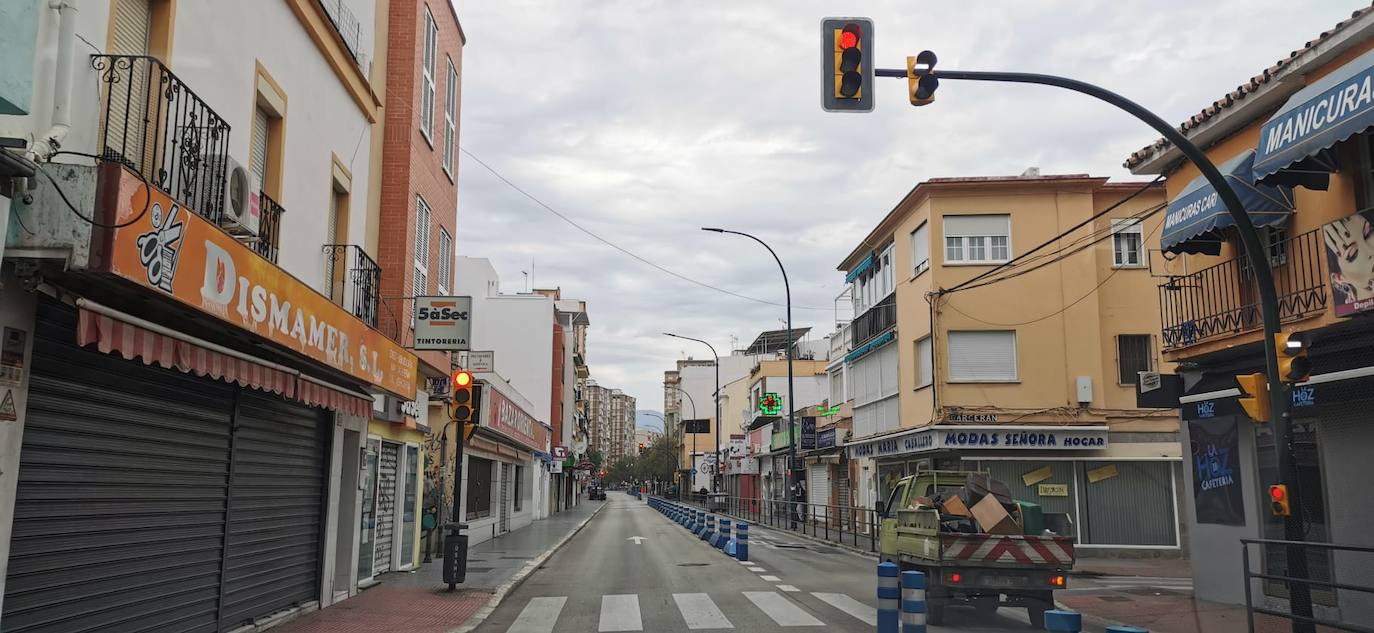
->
[203, 153, 260, 237]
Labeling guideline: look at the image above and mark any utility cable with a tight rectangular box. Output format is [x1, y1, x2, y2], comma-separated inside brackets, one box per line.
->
[459, 146, 834, 311]
[37, 150, 152, 229]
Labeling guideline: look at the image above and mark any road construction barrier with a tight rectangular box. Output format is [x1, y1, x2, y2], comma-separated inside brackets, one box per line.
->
[714, 518, 731, 550]
[701, 514, 716, 542]
[877, 562, 899, 633]
[735, 523, 750, 561]
[901, 570, 926, 633]
[1045, 610, 1082, 632]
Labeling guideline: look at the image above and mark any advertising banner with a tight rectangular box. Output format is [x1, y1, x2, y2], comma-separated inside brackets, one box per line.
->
[1324, 208, 1374, 317]
[99, 173, 416, 397]
[1188, 418, 1247, 526]
[486, 386, 548, 451]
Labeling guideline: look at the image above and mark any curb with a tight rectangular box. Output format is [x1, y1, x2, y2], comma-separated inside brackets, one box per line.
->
[446, 501, 607, 633]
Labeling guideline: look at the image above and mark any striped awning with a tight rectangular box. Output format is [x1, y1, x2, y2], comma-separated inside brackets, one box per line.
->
[77, 306, 371, 417]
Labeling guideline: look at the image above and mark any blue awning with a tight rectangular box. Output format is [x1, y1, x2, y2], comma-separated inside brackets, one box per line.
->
[1252, 48, 1374, 187]
[1162, 151, 1294, 255]
[845, 253, 873, 283]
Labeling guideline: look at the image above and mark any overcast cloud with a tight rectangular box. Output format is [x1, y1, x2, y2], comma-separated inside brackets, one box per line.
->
[451, 0, 1356, 417]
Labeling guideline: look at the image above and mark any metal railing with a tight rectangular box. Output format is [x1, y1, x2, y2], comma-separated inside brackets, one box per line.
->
[1242, 538, 1374, 632]
[853, 292, 896, 346]
[92, 54, 232, 223]
[1159, 229, 1327, 350]
[251, 192, 285, 264]
[317, 0, 364, 66]
[676, 493, 880, 552]
[322, 245, 381, 327]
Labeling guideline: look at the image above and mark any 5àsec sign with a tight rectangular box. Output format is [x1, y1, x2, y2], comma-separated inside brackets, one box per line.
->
[415, 296, 471, 351]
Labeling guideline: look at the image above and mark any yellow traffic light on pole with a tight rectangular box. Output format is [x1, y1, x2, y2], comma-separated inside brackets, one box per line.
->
[1275, 331, 1311, 383]
[821, 18, 873, 112]
[1235, 373, 1270, 423]
[906, 50, 938, 106]
[1269, 484, 1292, 517]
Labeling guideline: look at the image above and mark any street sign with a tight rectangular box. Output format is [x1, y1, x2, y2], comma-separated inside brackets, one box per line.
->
[415, 296, 471, 351]
[801, 416, 817, 450]
[690, 468, 698, 474]
[466, 350, 495, 373]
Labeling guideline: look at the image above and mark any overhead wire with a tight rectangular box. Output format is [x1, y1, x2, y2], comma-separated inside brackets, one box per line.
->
[458, 146, 834, 311]
[36, 150, 153, 229]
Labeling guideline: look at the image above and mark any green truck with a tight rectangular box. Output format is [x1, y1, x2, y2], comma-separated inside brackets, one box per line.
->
[876, 470, 1076, 628]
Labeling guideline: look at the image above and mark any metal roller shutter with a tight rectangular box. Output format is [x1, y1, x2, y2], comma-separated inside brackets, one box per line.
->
[1080, 461, 1176, 546]
[373, 443, 398, 574]
[219, 393, 327, 629]
[4, 301, 235, 633]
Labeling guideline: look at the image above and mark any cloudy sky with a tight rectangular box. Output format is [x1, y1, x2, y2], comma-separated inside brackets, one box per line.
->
[450, 0, 1357, 424]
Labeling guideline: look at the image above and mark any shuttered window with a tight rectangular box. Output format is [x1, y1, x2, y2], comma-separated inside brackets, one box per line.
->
[947, 330, 1018, 382]
[910, 222, 929, 276]
[414, 196, 431, 298]
[111, 0, 151, 55]
[444, 59, 457, 174]
[437, 227, 452, 294]
[943, 214, 1011, 264]
[107, 0, 152, 164]
[1117, 334, 1154, 385]
[420, 6, 437, 140]
[914, 336, 933, 388]
[250, 107, 269, 186]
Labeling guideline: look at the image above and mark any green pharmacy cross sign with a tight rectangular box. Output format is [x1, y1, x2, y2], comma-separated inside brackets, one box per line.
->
[759, 392, 783, 416]
[817, 404, 841, 417]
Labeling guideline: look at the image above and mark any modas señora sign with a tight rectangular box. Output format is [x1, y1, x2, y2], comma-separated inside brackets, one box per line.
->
[415, 296, 471, 351]
[99, 172, 417, 397]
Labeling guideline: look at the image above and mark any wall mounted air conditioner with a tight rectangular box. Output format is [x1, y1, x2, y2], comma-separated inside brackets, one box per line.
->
[204, 153, 260, 237]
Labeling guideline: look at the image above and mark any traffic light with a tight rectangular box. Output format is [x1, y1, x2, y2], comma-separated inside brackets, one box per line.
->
[1235, 373, 1270, 423]
[1268, 484, 1291, 516]
[906, 50, 938, 106]
[1275, 331, 1311, 383]
[450, 370, 481, 439]
[821, 18, 874, 112]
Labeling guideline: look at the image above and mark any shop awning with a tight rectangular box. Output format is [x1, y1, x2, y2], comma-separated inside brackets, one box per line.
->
[1252, 48, 1374, 187]
[77, 301, 372, 418]
[1162, 151, 1294, 255]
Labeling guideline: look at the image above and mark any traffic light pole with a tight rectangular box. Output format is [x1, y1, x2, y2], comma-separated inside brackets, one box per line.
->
[875, 66, 1312, 631]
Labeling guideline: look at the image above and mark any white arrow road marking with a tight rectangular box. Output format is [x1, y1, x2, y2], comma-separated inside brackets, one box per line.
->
[626, 536, 647, 544]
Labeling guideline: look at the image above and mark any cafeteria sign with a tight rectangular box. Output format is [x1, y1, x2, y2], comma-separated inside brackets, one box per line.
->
[99, 172, 416, 397]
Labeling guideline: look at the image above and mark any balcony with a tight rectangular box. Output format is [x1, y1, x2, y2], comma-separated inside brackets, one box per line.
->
[1158, 228, 1328, 351]
[317, 0, 365, 68]
[852, 292, 896, 346]
[93, 54, 232, 223]
[249, 192, 285, 263]
[322, 244, 381, 328]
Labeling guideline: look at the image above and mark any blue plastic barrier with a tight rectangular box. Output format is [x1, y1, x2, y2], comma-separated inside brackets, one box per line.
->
[901, 570, 926, 633]
[877, 562, 900, 633]
[735, 523, 750, 561]
[714, 518, 731, 550]
[1045, 610, 1083, 632]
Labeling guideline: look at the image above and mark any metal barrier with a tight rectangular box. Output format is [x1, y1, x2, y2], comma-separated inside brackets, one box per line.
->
[1241, 538, 1374, 632]
[676, 494, 880, 552]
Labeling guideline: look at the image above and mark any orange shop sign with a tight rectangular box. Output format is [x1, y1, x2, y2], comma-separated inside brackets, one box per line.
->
[98, 171, 416, 397]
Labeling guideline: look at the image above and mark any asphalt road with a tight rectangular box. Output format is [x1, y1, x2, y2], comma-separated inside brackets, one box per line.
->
[475, 492, 1053, 632]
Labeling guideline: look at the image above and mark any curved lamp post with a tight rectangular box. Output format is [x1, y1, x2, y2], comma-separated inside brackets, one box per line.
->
[664, 332, 721, 493]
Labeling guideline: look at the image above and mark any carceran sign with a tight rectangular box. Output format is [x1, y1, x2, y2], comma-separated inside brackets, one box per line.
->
[414, 296, 471, 351]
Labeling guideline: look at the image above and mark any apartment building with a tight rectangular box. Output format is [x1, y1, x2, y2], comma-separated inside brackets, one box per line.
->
[586, 379, 612, 459]
[608, 390, 636, 463]
[1125, 8, 1374, 618]
[836, 172, 1184, 553]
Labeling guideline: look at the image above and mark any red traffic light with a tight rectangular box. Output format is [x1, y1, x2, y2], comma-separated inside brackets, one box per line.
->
[1269, 485, 1286, 501]
[452, 370, 473, 388]
[839, 23, 861, 49]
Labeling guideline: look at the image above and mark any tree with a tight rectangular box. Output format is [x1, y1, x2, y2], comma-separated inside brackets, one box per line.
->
[586, 449, 604, 468]
[606, 456, 638, 484]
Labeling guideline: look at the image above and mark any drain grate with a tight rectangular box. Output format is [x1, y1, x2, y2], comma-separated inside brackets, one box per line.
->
[677, 563, 710, 567]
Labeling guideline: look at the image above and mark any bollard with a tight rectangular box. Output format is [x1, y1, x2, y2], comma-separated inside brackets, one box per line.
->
[1045, 610, 1082, 633]
[701, 514, 716, 542]
[735, 523, 750, 561]
[696, 511, 707, 536]
[1105, 628, 1148, 633]
[714, 518, 732, 550]
[877, 562, 900, 633]
[900, 570, 926, 633]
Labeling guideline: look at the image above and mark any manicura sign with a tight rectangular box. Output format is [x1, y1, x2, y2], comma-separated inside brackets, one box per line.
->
[99, 170, 417, 398]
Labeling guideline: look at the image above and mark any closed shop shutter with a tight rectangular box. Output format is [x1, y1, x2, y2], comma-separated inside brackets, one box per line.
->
[808, 465, 829, 522]
[835, 471, 851, 526]
[373, 442, 398, 573]
[219, 393, 327, 627]
[499, 463, 512, 532]
[3, 301, 235, 633]
[1080, 461, 1176, 546]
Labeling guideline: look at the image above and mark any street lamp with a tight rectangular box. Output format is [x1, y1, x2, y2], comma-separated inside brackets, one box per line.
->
[702, 227, 800, 528]
[664, 332, 721, 494]
[670, 386, 699, 496]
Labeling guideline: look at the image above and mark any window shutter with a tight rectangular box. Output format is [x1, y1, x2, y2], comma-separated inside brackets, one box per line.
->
[111, 0, 151, 55]
[943, 214, 1010, 237]
[108, 0, 152, 163]
[250, 107, 269, 184]
[911, 223, 929, 272]
[916, 337, 933, 387]
[947, 331, 1017, 381]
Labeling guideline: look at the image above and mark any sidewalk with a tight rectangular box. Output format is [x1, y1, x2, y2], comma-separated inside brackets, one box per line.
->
[272, 500, 603, 633]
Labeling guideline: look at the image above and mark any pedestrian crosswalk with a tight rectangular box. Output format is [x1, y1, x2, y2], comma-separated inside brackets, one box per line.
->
[499, 590, 874, 631]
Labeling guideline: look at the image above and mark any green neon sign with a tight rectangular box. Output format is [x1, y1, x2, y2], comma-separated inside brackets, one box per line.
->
[759, 392, 783, 416]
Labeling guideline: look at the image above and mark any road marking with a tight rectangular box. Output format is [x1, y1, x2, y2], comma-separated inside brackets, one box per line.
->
[745, 566, 765, 572]
[672, 593, 734, 629]
[599, 594, 642, 632]
[759, 575, 781, 582]
[743, 591, 824, 626]
[627, 536, 647, 545]
[812, 592, 877, 626]
[506, 597, 566, 633]
[777, 585, 800, 592]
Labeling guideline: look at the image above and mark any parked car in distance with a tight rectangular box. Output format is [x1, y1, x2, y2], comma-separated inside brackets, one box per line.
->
[588, 485, 606, 500]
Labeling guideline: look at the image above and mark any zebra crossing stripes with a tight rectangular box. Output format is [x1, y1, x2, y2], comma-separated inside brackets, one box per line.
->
[673, 593, 733, 629]
[742, 591, 825, 626]
[505, 597, 566, 633]
[811, 592, 877, 626]
[502, 591, 870, 631]
[598, 594, 642, 632]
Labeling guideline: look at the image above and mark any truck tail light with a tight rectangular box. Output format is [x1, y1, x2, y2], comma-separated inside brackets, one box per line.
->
[948, 573, 962, 584]
[1050, 575, 1066, 587]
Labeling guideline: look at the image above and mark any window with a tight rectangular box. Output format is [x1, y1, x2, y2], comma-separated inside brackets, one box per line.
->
[947, 331, 1017, 382]
[1116, 334, 1153, 385]
[465, 456, 493, 519]
[911, 222, 930, 276]
[443, 58, 457, 175]
[419, 6, 438, 142]
[944, 214, 1011, 264]
[413, 196, 431, 315]
[829, 366, 845, 406]
[437, 227, 452, 294]
[914, 336, 933, 388]
[1112, 219, 1145, 267]
[880, 244, 894, 297]
[513, 465, 524, 512]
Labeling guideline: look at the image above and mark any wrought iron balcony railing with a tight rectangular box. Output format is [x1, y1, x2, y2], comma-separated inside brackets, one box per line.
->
[323, 245, 381, 327]
[1158, 228, 1328, 350]
[92, 54, 231, 222]
[852, 292, 896, 347]
[250, 192, 285, 264]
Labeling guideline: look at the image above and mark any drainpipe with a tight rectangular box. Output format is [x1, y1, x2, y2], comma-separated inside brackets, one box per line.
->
[29, 0, 78, 162]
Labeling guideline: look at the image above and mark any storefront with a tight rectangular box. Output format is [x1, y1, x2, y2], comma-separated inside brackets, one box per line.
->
[457, 382, 550, 546]
[0, 178, 417, 631]
[846, 424, 1183, 550]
